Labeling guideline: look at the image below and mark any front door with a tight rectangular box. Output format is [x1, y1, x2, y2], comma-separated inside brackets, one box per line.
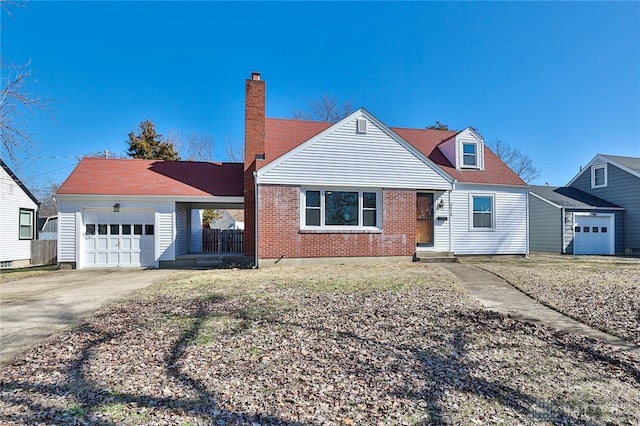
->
[416, 193, 433, 245]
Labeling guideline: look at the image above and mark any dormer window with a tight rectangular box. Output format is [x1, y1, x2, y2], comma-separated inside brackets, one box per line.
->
[462, 142, 477, 167]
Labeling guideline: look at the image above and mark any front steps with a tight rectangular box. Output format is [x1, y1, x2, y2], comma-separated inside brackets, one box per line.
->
[414, 251, 458, 263]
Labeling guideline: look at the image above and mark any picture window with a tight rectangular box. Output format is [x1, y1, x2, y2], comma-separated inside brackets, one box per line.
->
[302, 189, 380, 229]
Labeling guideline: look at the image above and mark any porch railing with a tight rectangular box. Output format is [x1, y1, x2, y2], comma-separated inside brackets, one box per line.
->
[202, 229, 244, 253]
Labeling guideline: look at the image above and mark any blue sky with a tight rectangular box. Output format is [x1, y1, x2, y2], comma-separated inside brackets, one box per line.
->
[2, 1, 639, 199]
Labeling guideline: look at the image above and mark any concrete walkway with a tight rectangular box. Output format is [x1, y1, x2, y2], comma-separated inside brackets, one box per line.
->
[440, 263, 639, 354]
[0, 269, 175, 364]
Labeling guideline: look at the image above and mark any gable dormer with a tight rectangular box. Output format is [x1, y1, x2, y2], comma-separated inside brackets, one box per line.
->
[438, 127, 485, 171]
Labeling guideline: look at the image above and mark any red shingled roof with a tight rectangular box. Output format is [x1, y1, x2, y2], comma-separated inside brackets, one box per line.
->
[263, 118, 331, 167]
[262, 118, 526, 186]
[57, 158, 244, 197]
[392, 127, 526, 186]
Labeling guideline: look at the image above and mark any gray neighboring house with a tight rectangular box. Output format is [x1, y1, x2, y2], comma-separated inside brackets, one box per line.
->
[567, 154, 640, 255]
[529, 186, 623, 255]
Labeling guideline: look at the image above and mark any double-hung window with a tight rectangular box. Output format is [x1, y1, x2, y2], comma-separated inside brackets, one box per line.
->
[462, 143, 477, 167]
[591, 164, 607, 188]
[470, 195, 494, 230]
[19, 209, 35, 240]
[303, 189, 380, 229]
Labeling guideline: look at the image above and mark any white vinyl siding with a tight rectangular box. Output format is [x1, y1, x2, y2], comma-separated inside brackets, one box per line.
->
[157, 208, 175, 261]
[57, 210, 77, 263]
[433, 192, 451, 252]
[258, 115, 452, 190]
[0, 166, 38, 262]
[450, 185, 528, 254]
[175, 203, 188, 256]
[191, 209, 203, 253]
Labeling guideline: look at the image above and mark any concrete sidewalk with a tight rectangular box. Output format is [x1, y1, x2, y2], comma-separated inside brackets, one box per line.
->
[0, 269, 175, 364]
[440, 263, 639, 354]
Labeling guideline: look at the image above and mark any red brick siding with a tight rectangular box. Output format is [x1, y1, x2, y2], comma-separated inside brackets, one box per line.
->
[243, 75, 265, 259]
[257, 185, 416, 259]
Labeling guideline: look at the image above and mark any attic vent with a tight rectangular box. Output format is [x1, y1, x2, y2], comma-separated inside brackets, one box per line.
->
[356, 117, 367, 134]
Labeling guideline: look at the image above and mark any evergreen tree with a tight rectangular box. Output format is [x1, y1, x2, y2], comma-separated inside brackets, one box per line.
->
[126, 120, 179, 160]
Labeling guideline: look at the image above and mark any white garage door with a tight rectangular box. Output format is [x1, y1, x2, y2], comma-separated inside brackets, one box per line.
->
[83, 209, 155, 267]
[574, 215, 613, 255]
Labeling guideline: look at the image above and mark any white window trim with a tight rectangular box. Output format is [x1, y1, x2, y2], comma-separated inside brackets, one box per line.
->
[468, 193, 495, 231]
[591, 164, 607, 188]
[19, 208, 35, 240]
[461, 141, 479, 169]
[300, 188, 382, 230]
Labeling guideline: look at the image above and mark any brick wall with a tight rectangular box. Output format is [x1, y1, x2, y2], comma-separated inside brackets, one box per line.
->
[243, 74, 265, 259]
[257, 185, 416, 259]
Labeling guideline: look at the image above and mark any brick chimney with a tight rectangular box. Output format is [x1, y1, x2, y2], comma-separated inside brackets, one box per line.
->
[244, 72, 266, 171]
[243, 72, 265, 262]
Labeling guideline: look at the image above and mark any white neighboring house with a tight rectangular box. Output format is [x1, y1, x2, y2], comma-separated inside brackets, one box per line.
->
[0, 159, 40, 268]
[210, 209, 245, 230]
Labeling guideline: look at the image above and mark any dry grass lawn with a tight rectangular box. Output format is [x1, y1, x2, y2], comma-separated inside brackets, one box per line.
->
[1, 262, 638, 425]
[462, 254, 640, 345]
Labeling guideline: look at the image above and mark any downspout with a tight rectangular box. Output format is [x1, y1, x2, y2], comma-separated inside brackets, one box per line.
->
[561, 207, 566, 254]
[448, 180, 455, 255]
[525, 188, 530, 256]
[253, 170, 259, 269]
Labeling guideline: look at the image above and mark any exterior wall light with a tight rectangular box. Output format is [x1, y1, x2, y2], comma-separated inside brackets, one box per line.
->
[113, 203, 120, 213]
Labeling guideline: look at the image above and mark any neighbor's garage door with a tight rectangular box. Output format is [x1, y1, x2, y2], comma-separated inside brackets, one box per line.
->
[83, 209, 155, 267]
[574, 215, 612, 255]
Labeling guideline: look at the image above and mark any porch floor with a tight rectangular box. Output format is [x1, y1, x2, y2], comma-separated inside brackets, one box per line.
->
[162, 252, 246, 269]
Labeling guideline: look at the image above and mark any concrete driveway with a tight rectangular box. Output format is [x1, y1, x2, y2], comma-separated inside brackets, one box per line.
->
[0, 268, 175, 364]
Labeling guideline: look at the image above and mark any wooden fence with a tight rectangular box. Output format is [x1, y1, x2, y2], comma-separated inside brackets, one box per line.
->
[202, 229, 244, 253]
[31, 240, 57, 266]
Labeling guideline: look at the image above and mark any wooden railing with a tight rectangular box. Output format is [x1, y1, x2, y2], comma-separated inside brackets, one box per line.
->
[202, 229, 244, 253]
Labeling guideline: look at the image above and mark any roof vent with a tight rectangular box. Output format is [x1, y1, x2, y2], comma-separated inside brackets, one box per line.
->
[356, 117, 367, 134]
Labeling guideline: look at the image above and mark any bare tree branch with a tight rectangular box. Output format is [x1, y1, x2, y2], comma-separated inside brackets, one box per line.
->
[183, 132, 215, 162]
[223, 137, 242, 162]
[292, 94, 353, 122]
[487, 138, 540, 183]
[0, 60, 49, 168]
